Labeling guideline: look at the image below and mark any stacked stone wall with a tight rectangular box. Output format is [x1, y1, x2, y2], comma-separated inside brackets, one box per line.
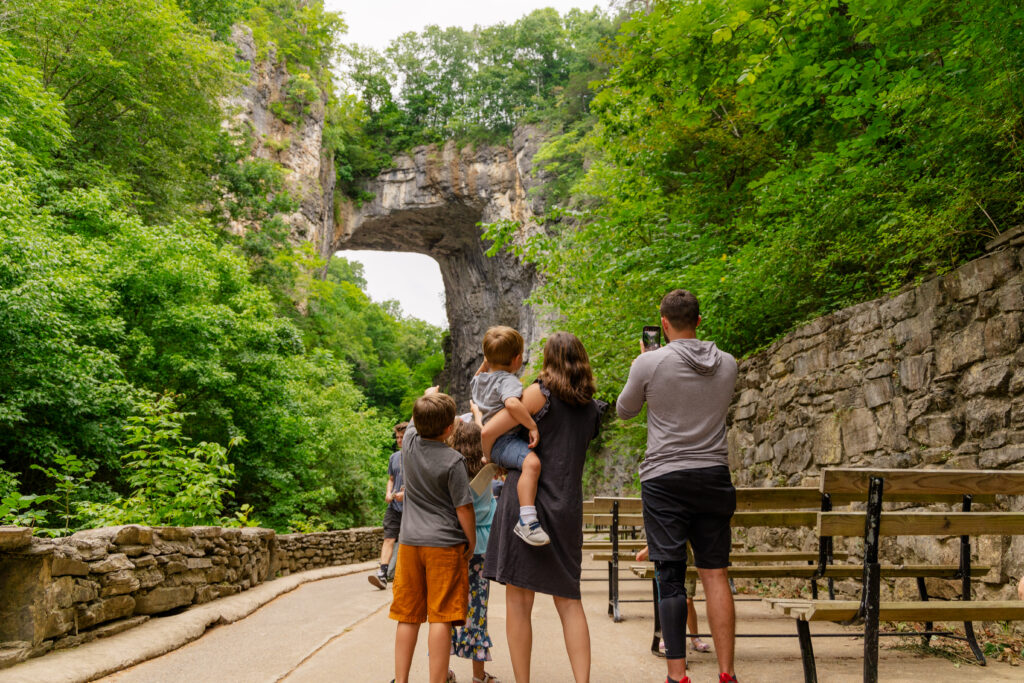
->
[727, 232, 1024, 600]
[275, 528, 382, 575]
[0, 524, 382, 668]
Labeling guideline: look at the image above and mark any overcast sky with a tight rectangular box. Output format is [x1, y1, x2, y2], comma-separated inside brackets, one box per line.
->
[328, 1, 608, 328]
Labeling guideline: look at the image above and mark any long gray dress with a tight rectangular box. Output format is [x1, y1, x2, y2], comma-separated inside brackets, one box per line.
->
[483, 381, 605, 599]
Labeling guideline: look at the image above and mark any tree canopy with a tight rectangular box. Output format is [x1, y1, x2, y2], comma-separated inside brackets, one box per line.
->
[0, 0, 442, 534]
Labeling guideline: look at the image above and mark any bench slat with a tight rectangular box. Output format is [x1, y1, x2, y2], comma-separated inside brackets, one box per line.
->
[782, 600, 1024, 623]
[822, 468, 1024, 496]
[595, 489, 833, 513]
[585, 511, 818, 529]
[819, 511, 1024, 537]
[581, 540, 648, 549]
[599, 551, 847, 563]
[631, 564, 988, 580]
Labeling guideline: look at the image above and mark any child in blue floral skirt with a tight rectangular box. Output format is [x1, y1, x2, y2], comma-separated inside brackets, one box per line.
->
[448, 418, 500, 683]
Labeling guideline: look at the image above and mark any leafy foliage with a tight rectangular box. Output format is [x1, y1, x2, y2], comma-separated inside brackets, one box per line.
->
[0, 0, 439, 533]
[81, 394, 239, 527]
[510, 0, 1024, 383]
[333, 8, 618, 192]
[482, 0, 1024, 465]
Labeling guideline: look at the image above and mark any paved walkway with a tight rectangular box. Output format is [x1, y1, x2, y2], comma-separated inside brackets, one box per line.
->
[88, 560, 1021, 683]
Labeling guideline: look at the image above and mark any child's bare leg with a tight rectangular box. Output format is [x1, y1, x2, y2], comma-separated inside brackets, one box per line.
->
[514, 451, 550, 546]
[428, 622, 452, 683]
[394, 621, 419, 683]
[473, 659, 485, 680]
[517, 451, 541, 507]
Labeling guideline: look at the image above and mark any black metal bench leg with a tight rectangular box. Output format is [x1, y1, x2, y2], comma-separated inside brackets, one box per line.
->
[610, 500, 622, 622]
[958, 494, 985, 665]
[796, 619, 818, 683]
[965, 621, 986, 666]
[862, 477, 884, 683]
[915, 577, 932, 648]
[827, 577, 835, 601]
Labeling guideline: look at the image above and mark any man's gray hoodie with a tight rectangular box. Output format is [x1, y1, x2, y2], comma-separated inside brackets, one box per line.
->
[616, 338, 738, 482]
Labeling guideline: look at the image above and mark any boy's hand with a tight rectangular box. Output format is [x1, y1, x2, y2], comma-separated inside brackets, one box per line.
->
[394, 490, 404, 502]
[527, 426, 540, 449]
[463, 543, 474, 561]
[424, 385, 439, 396]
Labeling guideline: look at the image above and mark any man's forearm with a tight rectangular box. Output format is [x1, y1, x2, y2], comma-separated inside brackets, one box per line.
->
[616, 363, 646, 419]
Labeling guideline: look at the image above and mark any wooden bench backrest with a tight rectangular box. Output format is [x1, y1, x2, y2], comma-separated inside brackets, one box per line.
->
[819, 511, 1024, 537]
[593, 488, 844, 514]
[821, 468, 1024, 499]
[584, 510, 818, 529]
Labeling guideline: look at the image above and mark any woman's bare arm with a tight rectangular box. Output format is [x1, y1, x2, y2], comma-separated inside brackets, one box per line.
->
[481, 383, 547, 459]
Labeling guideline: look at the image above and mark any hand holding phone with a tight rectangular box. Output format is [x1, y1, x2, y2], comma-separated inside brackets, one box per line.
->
[641, 325, 661, 352]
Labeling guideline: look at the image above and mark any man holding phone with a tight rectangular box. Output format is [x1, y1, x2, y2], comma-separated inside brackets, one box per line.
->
[616, 289, 739, 683]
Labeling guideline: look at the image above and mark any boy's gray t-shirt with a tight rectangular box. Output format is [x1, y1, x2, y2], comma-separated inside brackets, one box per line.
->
[471, 370, 524, 423]
[398, 421, 473, 547]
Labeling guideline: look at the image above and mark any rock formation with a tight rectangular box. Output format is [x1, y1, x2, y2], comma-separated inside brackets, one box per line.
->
[228, 26, 546, 402]
[226, 25, 336, 258]
[333, 127, 548, 403]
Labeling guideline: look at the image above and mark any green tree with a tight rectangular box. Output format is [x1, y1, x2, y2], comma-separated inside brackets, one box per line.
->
[5, 0, 239, 217]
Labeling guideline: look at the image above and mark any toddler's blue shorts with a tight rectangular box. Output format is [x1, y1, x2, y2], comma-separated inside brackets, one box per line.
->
[492, 431, 530, 470]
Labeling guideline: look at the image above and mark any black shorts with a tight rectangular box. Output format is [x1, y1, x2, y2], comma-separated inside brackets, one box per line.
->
[382, 506, 402, 539]
[641, 465, 736, 569]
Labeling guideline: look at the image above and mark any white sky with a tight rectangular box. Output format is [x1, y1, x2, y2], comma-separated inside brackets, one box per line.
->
[329, 1, 608, 329]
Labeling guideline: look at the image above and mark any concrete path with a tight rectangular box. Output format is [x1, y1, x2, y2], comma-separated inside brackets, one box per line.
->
[79, 560, 1021, 683]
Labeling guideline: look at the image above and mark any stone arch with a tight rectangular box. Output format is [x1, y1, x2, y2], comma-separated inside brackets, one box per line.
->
[332, 128, 548, 403]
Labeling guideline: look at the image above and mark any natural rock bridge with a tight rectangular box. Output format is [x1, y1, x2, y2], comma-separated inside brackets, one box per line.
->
[333, 128, 549, 402]
[231, 27, 547, 403]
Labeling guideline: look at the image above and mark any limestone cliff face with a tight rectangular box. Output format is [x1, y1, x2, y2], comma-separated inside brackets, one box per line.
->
[226, 25, 335, 257]
[334, 127, 548, 404]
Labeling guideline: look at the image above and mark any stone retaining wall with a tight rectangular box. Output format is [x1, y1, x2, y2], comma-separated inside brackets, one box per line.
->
[727, 232, 1024, 599]
[0, 524, 382, 669]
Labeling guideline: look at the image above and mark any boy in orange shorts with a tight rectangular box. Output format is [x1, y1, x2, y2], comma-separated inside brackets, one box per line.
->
[390, 388, 476, 683]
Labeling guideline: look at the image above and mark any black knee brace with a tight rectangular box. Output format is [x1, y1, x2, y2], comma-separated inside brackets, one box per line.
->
[655, 560, 689, 600]
[655, 560, 689, 660]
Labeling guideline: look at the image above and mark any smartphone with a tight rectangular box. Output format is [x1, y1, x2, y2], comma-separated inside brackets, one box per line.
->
[642, 325, 661, 352]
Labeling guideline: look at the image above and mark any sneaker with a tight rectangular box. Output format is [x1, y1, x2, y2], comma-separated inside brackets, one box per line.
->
[719, 674, 738, 683]
[665, 678, 691, 683]
[368, 570, 387, 590]
[513, 518, 550, 546]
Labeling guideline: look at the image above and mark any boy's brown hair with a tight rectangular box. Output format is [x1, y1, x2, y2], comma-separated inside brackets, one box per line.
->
[482, 326, 524, 366]
[412, 393, 456, 439]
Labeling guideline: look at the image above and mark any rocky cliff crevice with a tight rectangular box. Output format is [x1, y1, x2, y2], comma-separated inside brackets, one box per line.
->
[225, 25, 335, 252]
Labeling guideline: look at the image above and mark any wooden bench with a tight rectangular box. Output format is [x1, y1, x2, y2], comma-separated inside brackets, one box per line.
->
[594, 489, 839, 622]
[766, 468, 1021, 683]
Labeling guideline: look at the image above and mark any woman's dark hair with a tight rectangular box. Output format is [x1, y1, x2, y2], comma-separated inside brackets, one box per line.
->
[538, 332, 596, 406]
[449, 420, 485, 476]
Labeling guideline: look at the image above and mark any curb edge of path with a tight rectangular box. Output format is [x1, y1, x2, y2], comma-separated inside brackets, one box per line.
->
[0, 561, 379, 683]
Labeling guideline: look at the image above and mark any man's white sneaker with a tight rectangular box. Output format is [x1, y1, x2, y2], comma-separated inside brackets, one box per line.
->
[513, 518, 550, 546]
[368, 570, 387, 590]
